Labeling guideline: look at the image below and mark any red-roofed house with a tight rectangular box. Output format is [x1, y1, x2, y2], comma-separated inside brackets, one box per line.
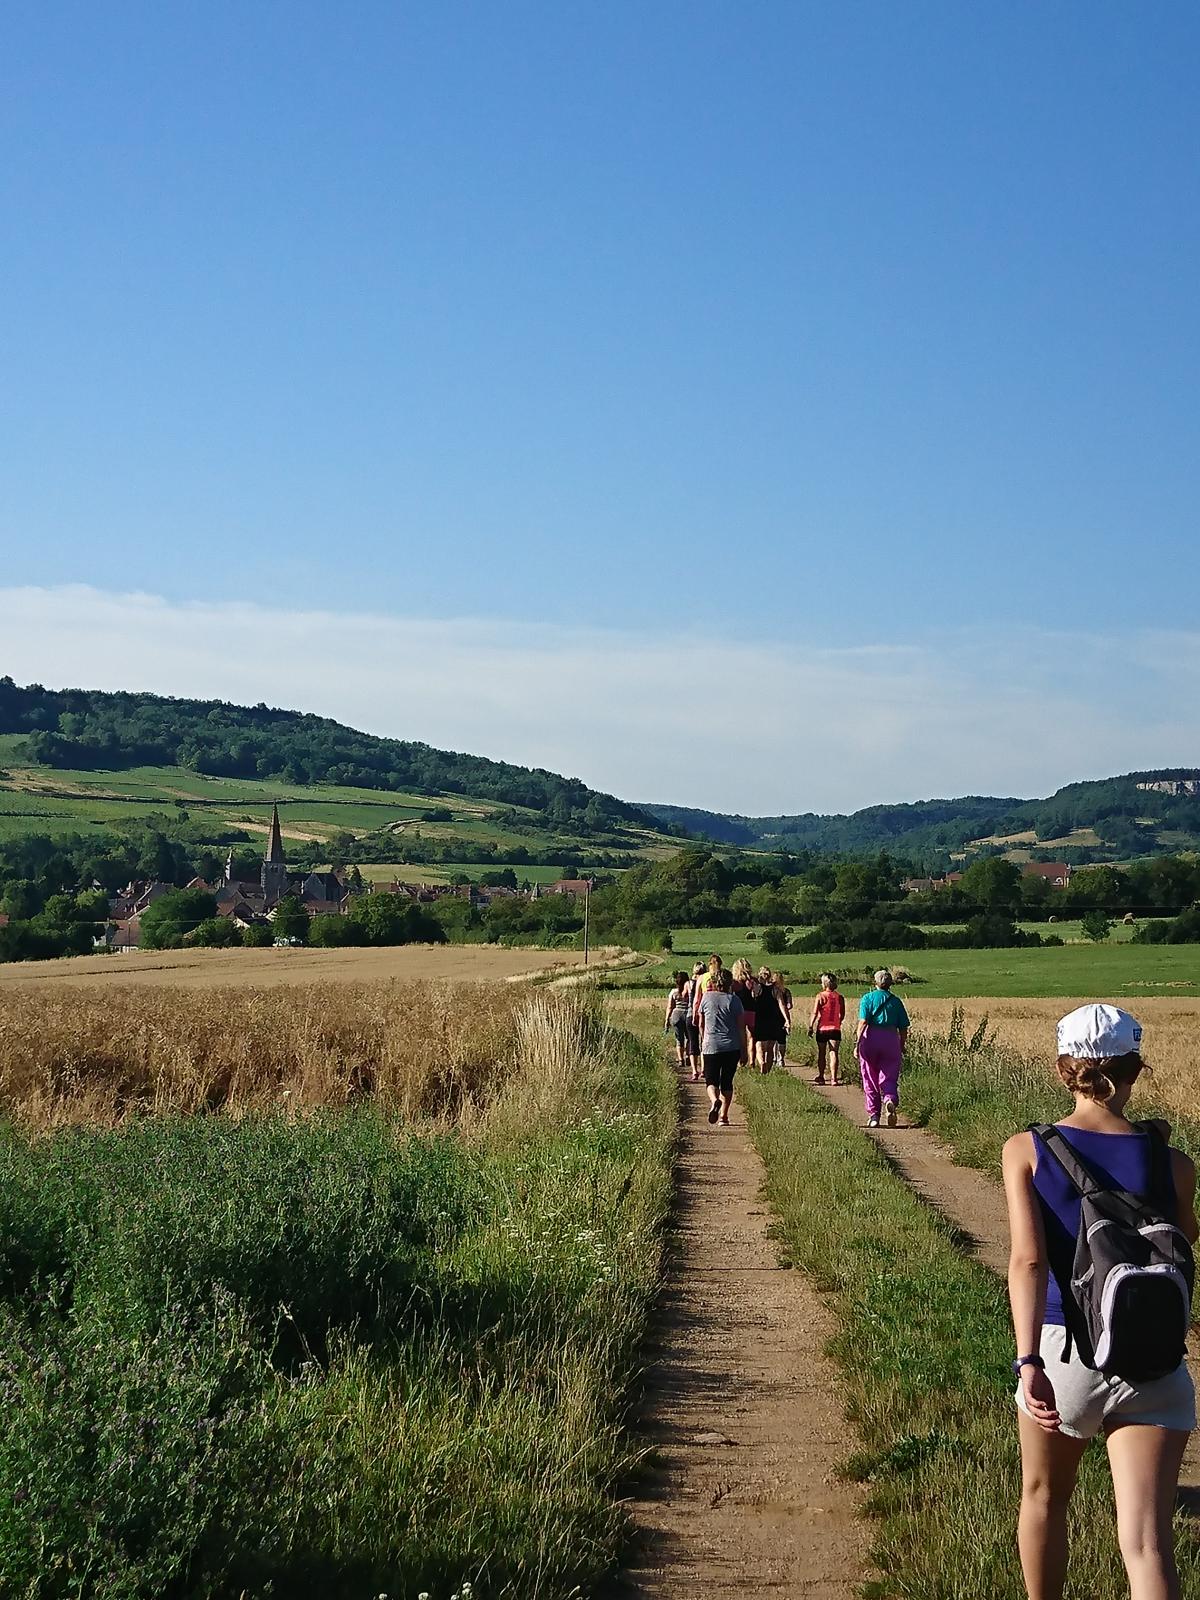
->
[301, 899, 344, 918]
[100, 917, 141, 950]
[543, 879, 595, 898]
[1023, 862, 1071, 888]
[901, 873, 963, 894]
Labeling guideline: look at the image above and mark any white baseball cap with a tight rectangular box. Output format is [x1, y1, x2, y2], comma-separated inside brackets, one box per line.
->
[1056, 1003, 1143, 1060]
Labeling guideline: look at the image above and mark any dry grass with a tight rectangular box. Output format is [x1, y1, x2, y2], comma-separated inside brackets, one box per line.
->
[0, 942, 587, 990]
[909, 995, 1200, 1128]
[0, 979, 580, 1129]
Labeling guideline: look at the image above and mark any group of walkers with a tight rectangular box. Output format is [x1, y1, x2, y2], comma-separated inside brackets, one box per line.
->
[665, 957, 793, 1126]
[667, 958, 1198, 1599]
[664, 959, 911, 1130]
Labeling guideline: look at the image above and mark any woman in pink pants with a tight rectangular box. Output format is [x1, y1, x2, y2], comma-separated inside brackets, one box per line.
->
[856, 969, 910, 1128]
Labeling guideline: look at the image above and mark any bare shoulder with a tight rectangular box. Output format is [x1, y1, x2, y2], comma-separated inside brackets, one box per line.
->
[1170, 1146, 1196, 1183]
[1002, 1130, 1036, 1171]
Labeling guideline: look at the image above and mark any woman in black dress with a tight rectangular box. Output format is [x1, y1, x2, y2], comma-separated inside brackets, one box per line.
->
[752, 965, 788, 1073]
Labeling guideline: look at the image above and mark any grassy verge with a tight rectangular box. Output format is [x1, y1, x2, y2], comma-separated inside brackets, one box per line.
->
[0, 990, 674, 1599]
[740, 1070, 1200, 1599]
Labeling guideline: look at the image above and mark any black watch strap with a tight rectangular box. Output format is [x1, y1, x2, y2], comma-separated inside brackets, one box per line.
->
[1012, 1353, 1045, 1376]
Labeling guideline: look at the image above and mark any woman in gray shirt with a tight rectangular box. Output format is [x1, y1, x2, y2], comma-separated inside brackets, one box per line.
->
[699, 967, 747, 1126]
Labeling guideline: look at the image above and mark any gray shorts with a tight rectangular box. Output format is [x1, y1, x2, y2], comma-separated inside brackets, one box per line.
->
[1015, 1325, 1196, 1441]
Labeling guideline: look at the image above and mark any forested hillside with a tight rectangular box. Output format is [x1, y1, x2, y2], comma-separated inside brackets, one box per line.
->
[0, 679, 660, 831]
[648, 797, 1021, 856]
[648, 771, 1200, 863]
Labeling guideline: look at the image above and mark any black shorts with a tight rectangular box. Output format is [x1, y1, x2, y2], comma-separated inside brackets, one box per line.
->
[703, 1051, 739, 1095]
[686, 1021, 701, 1054]
[815, 1028, 842, 1044]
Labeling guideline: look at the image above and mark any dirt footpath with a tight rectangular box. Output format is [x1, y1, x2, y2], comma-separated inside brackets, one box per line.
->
[619, 1068, 866, 1598]
[809, 1077, 1200, 1502]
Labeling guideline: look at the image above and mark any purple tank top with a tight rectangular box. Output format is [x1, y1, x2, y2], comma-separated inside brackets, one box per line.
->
[1033, 1126, 1155, 1326]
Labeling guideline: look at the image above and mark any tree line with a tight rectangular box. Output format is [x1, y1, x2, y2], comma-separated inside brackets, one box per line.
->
[585, 849, 1200, 950]
[5, 818, 1200, 966]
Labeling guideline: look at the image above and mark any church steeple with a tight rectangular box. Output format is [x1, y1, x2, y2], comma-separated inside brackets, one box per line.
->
[266, 803, 286, 864]
[261, 802, 290, 905]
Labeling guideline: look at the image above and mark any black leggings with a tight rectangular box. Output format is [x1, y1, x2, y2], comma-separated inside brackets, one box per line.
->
[703, 1051, 739, 1096]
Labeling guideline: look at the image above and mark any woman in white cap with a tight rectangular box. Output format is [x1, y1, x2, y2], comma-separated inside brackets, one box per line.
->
[1001, 1003, 1197, 1600]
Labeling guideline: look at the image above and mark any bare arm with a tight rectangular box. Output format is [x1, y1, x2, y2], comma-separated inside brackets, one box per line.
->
[1171, 1147, 1199, 1244]
[1002, 1132, 1060, 1433]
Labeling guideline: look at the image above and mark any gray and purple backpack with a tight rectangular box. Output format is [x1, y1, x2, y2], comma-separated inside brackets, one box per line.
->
[1032, 1122, 1194, 1383]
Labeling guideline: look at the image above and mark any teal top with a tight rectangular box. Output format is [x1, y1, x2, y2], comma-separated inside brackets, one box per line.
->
[859, 988, 910, 1029]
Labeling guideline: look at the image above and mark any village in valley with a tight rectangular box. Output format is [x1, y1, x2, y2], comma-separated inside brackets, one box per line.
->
[101, 804, 595, 948]
[901, 861, 1072, 894]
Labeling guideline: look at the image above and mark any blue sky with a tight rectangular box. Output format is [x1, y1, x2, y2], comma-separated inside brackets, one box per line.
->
[3, 3, 1198, 809]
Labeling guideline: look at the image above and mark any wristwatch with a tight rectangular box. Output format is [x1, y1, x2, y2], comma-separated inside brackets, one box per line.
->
[1012, 1354, 1045, 1376]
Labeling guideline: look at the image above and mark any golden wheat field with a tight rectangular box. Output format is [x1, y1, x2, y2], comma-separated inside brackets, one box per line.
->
[0, 979, 562, 1127]
[0, 942, 588, 990]
[908, 996, 1200, 1126]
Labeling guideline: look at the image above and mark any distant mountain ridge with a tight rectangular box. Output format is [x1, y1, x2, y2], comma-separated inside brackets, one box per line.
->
[645, 770, 1200, 863]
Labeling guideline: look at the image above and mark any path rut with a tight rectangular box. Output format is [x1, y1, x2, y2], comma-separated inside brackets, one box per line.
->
[617, 1068, 867, 1598]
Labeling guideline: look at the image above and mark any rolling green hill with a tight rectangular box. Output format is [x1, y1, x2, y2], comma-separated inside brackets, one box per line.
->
[0, 681, 681, 879]
[646, 771, 1200, 865]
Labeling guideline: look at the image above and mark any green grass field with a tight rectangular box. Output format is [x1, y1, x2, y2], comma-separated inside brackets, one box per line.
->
[321, 861, 573, 885]
[647, 927, 1200, 998]
[0, 747, 673, 862]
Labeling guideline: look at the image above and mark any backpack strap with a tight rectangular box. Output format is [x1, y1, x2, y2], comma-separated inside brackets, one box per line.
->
[1031, 1123, 1169, 1218]
[1029, 1125, 1107, 1197]
[1132, 1120, 1176, 1215]
[1028, 1125, 1095, 1368]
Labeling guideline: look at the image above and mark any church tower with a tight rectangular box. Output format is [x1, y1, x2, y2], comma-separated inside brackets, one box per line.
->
[261, 803, 290, 905]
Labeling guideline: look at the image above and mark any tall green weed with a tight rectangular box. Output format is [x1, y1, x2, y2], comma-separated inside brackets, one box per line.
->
[0, 1008, 673, 1599]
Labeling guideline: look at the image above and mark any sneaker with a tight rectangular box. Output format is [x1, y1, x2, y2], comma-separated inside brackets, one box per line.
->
[708, 1103, 720, 1125]
[867, 1116, 880, 1128]
[884, 1100, 898, 1127]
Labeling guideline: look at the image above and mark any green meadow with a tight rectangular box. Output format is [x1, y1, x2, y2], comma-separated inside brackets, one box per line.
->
[342, 862, 575, 885]
[0, 744, 669, 864]
[636, 926, 1200, 999]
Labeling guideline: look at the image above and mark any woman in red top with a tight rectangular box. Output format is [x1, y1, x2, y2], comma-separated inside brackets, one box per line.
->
[808, 973, 846, 1086]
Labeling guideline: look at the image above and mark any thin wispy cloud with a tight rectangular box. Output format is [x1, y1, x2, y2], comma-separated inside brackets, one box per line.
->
[2, 586, 1196, 815]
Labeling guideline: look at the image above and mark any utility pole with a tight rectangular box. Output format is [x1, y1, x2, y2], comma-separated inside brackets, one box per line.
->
[583, 880, 590, 966]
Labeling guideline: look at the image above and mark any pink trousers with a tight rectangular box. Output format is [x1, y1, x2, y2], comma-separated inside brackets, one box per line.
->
[857, 1026, 903, 1120]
